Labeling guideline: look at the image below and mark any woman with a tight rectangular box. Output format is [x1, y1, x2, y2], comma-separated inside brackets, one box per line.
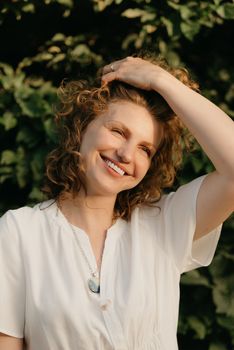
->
[0, 55, 233, 350]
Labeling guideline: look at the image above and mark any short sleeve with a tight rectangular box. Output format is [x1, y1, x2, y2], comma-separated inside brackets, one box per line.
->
[157, 175, 222, 274]
[0, 210, 25, 338]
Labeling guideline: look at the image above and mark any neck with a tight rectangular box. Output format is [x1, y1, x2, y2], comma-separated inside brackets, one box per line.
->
[58, 191, 116, 236]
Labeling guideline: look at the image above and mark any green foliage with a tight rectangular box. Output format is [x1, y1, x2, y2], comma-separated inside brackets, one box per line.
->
[0, 0, 74, 23]
[0, 62, 57, 205]
[0, 0, 233, 349]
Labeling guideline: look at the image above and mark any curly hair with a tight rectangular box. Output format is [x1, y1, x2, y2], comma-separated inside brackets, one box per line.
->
[42, 55, 199, 220]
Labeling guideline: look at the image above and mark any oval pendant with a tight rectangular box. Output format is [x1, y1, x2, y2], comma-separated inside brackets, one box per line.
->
[88, 277, 100, 293]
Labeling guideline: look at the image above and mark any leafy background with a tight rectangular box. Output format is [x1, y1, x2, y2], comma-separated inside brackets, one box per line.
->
[0, 0, 233, 349]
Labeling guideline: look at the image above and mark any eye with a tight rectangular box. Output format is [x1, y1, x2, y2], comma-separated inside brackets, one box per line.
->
[140, 145, 152, 158]
[111, 128, 125, 136]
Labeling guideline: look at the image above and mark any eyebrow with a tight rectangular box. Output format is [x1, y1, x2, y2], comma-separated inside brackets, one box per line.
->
[105, 120, 157, 151]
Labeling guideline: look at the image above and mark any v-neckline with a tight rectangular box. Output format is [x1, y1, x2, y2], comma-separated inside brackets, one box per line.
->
[54, 201, 125, 277]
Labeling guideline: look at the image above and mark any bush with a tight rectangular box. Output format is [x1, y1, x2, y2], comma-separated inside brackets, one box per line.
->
[0, 1, 233, 348]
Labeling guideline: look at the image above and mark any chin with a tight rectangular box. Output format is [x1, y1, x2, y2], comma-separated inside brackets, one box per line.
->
[86, 183, 119, 197]
[86, 172, 139, 196]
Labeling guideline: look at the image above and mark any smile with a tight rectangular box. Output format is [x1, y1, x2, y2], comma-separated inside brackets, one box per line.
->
[104, 159, 125, 176]
[100, 155, 129, 176]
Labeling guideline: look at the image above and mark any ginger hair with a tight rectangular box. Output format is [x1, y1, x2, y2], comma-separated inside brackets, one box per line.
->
[42, 55, 199, 220]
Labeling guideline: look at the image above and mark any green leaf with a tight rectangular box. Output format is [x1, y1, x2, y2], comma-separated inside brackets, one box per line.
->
[191, 156, 204, 173]
[71, 44, 91, 57]
[0, 111, 17, 130]
[0, 63, 14, 77]
[135, 29, 147, 49]
[48, 53, 66, 65]
[181, 270, 211, 287]
[28, 187, 45, 202]
[15, 147, 28, 188]
[165, 51, 180, 67]
[225, 84, 234, 103]
[122, 8, 145, 18]
[141, 12, 156, 23]
[218, 68, 230, 81]
[16, 163, 28, 188]
[0, 172, 13, 184]
[180, 5, 194, 20]
[51, 33, 66, 42]
[158, 40, 167, 54]
[187, 316, 207, 339]
[0, 150, 16, 165]
[209, 254, 228, 278]
[16, 127, 41, 147]
[30, 153, 45, 182]
[48, 46, 61, 54]
[209, 342, 227, 350]
[0, 165, 14, 184]
[161, 17, 174, 36]
[0, 76, 13, 90]
[167, 1, 180, 10]
[180, 21, 200, 40]
[221, 251, 234, 262]
[217, 315, 234, 332]
[93, 0, 114, 12]
[224, 4, 234, 19]
[18, 57, 34, 70]
[14, 87, 52, 118]
[121, 33, 139, 50]
[43, 118, 57, 142]
[143, 24, 157, 33]
[22, 4, 35, 13]
[56, 0, 73, 8]
[36, 52, 54, 61]
[213, 0, 222, 5]
[212, 276, 234, 316]
[12, 72, 26, 89]
[65, 36, 75, 46]
[217, 3, 234, 19]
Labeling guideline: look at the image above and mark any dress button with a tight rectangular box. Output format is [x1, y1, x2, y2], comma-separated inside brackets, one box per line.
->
[100, 299, 111, 310]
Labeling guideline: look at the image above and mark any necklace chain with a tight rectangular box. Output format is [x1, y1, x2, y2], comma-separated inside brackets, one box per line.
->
[69, 223, 99, 277]
[56, 200, 104, 293]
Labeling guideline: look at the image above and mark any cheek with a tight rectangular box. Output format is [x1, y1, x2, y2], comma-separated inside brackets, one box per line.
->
[135, 156, 151, 178]
[80, 130, 117, 156]
[80, 131, 103, 151]
[96, 131, 120, 149]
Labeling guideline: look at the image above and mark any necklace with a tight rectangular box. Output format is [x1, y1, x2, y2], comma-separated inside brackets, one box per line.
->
[57, 201, 103, 294]
[70, 223, 101, 293]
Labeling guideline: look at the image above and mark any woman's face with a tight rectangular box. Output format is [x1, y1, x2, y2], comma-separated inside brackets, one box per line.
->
[79, 100, 163, 198]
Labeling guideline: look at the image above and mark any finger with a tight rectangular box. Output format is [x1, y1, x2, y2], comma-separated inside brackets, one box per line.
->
[101, 72, 118, 84]
[102, 58, 126, 75]
[102, 64, 115, 75]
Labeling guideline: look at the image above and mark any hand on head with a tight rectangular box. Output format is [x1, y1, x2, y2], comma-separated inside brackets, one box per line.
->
[101, 56, 164, 91]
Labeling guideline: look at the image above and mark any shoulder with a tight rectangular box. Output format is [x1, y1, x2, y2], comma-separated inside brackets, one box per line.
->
[137, 175, 208, 219]
[0, 200, 56, 234]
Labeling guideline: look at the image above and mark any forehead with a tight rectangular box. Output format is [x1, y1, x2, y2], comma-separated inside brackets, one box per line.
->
[100, 101, 162, 147]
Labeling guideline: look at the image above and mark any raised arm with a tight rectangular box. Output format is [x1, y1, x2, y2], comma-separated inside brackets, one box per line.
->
[0, 333, 23, 350]
[102, 57, 234, 240]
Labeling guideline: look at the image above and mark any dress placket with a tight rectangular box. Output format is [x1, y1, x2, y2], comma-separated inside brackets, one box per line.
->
[98, 228, 127, 350]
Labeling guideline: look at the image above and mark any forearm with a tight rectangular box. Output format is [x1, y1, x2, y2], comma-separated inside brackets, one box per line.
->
[102, 57, 234, 179]
[153, 73, 234, 179]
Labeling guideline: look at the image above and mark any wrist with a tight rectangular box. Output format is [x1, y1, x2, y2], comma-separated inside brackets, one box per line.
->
[150, 68, 181, 95]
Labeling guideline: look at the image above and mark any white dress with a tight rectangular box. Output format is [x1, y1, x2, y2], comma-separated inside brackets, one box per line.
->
[0, 175, 222, 350]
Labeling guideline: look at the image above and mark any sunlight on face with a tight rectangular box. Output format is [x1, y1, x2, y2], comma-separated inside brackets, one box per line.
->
[79, 100, 163, 197]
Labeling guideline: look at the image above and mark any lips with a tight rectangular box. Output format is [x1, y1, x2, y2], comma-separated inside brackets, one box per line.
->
[105, 159, 125, 176]
[100, 155, 130, 176]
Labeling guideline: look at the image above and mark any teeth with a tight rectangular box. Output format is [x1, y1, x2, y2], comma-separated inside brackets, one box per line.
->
[105, 159, 125, 176]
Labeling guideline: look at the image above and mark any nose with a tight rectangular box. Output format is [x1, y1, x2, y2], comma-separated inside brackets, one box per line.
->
[116, 142, 135, 163]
